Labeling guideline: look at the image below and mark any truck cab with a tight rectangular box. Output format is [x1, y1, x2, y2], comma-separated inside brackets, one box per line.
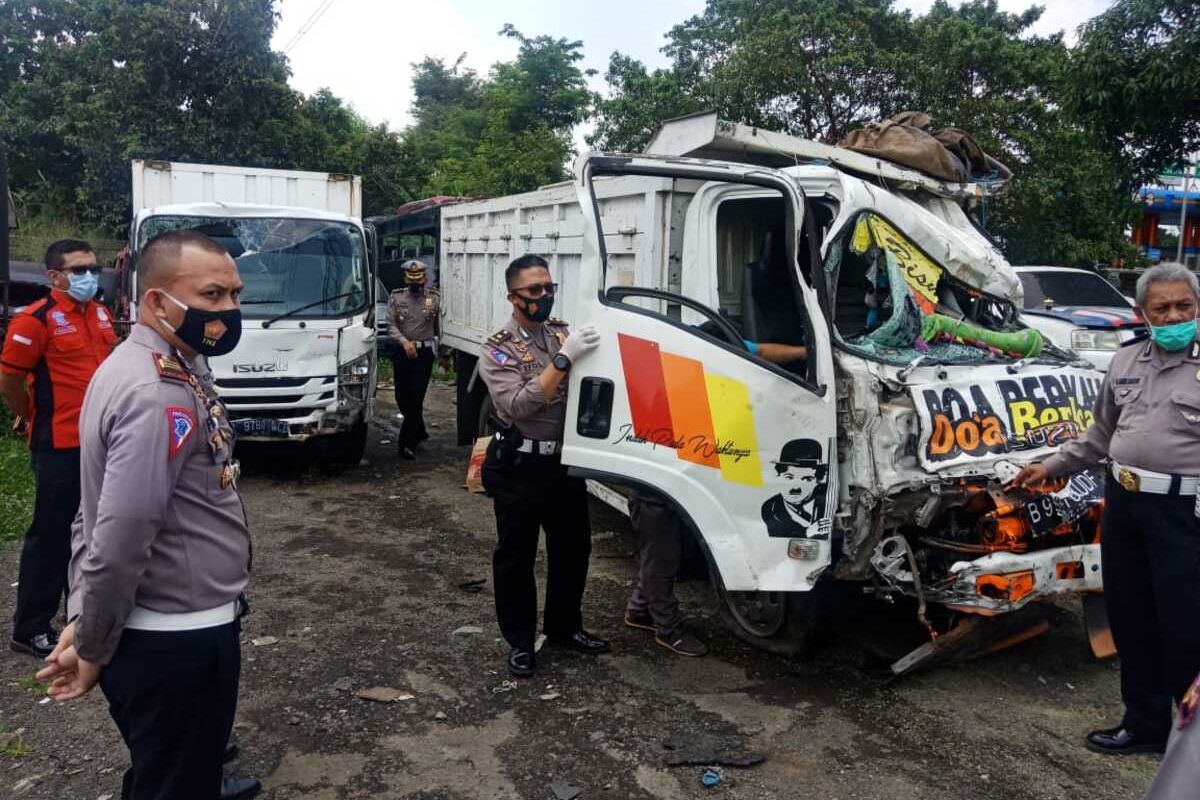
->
[554, 117, 1107, 659]
[125, 162, 376, 465]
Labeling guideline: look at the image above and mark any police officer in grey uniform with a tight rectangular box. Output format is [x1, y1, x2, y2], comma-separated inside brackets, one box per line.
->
[479, 254, 607, 678]
[1014, 262, 1200, 756]
[38, 230, 259, 800]
[387, 259, 440, 459]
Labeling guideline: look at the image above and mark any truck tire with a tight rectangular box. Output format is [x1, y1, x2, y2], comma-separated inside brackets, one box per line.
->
[330, 417, 368, 467]
[714, 582, 828, 657]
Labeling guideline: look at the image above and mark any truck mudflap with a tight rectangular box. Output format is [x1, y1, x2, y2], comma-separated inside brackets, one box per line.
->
[873, 538, 1102, 614]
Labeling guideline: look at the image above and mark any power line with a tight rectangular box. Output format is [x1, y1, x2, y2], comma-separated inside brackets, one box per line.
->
[281, 0, 337, 55]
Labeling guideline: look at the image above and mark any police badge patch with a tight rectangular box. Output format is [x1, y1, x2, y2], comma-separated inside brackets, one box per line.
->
[490, 348, 510, 365]
[167, 406, 196, 460]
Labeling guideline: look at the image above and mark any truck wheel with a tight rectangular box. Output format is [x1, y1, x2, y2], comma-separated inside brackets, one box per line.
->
[331, 418, 368, 467]
[715, 583, 828, 657]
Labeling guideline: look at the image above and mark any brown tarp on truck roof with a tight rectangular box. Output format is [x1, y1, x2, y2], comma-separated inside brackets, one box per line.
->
[838, 112, 1011, 188]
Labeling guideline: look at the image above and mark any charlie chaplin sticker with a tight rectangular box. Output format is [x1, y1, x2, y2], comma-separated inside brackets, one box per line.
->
[761, 439, 830, 539]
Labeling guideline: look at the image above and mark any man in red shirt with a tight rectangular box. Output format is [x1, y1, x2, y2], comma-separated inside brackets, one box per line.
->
[1, 239, 116, 657]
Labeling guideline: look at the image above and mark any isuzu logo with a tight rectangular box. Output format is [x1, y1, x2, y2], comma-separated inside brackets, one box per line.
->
[233, 350, 291, 373]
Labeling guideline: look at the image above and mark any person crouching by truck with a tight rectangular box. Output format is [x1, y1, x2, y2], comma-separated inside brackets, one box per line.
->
[387, 259, 439, 460]
[1, 239, 115, 658]
[479, 254, 609, 679]
[1012, 262, 1200, 756]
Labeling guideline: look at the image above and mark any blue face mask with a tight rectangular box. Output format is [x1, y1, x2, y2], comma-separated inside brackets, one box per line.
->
[64, 270, 99, 303]
[1150, 318, 1197, 352]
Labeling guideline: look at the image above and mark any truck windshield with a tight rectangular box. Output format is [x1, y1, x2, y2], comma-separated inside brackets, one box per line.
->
[138, 215, 368, 319]
[827, 212, 1066, 365]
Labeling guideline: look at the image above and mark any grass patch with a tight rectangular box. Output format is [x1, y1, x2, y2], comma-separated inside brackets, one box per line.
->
[0, 426, 34, 543]
[16, 676, 48, 697]
[0, 730, 32, 758]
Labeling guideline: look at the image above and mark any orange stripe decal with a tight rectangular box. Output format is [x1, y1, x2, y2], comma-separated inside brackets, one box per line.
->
[660, 352, 720, 468]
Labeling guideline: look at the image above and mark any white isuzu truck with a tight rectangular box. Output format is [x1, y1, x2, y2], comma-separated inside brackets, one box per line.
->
[385, 114, 1110, 668]
[121, 161, 376, 465]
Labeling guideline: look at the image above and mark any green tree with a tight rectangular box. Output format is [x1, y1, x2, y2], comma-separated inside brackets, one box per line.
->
[405, 26, 593, 197]
[1069, 0, 1200, 183]
[589, 0, 1146, 266]
[0, 0, 299, 229]
[588, 53, 705, 152]
[662, 0, 913, 142]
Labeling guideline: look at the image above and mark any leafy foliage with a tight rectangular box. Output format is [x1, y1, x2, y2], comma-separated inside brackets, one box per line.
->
[406, 26, 592, 196]
[591, 0, 1175, 266]
[1068, 0, 1200, 184]
[0, 0, 411, 227]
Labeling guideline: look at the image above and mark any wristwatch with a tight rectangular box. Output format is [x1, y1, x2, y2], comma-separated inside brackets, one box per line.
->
[552, 353, 572, 372]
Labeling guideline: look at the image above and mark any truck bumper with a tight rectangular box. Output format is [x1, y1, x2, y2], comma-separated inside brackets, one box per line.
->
[944, 543, 1103, 615]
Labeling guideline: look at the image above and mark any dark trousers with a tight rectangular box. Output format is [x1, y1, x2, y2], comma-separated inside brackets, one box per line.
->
[1102, 477, 1200, 740]
[482, 443, 591, 648]
[100, 622, 241, 800]
[625, 490, 684, 635]
[12, 447, 79, 641]
[391, 349, 435, 448]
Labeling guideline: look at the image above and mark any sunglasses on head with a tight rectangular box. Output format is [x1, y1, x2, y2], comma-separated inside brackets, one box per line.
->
[511, 282, 558, 298]
[59, 266, 102, 276]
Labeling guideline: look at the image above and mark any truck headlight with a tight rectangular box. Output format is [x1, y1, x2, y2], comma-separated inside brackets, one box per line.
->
[339, 353, 372, 386]
[1071, 329, 1122, 351]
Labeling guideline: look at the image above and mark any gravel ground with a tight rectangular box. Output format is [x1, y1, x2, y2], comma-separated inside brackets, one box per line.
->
[1, 380, 1160, 799]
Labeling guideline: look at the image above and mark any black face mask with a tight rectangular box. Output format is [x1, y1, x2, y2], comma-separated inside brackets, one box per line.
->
[407, 283, 422, 293]
[156, 290, 243, 357]
[516, 293, 554, 323]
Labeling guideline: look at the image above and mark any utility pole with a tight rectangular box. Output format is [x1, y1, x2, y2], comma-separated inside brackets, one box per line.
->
[1179, 160, 1196, 265]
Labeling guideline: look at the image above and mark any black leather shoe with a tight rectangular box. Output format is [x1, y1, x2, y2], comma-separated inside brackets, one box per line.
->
[223, 735, 239, 764]
[400, 446, 416, 460]
[1085, 726, 1166, 755]
[220, 775, 261, 800]
[10, 631, 58, 658]
[508, 646, 535, 678]
[547, 629, 611, 655]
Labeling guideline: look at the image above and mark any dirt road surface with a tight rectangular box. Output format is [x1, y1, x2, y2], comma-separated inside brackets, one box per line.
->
[2, 381, 1160, 799]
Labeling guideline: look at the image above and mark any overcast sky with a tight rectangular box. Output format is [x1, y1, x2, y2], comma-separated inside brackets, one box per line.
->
[273, 0, 1113, 132]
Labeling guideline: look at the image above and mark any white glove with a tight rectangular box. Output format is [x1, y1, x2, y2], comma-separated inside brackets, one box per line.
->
[558, 325, 601, 364]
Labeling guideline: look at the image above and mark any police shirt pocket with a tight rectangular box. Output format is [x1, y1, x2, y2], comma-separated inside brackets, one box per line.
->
[1113, 386, 1142, 406]
[1169, 391, 1200, 433]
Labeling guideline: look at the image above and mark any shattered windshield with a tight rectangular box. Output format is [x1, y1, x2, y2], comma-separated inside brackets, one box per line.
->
[826, 213, 1064, 366]
[138, 215, 368, 319]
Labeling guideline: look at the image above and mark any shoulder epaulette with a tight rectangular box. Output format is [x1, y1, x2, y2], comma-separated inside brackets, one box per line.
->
[1120, 332, 1150, 348]
[546, 317, 568, 327]
[487, 330, 513, 345]
[153, 352, 191, 382]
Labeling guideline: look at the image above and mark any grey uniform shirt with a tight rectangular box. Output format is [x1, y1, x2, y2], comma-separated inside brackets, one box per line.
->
[387, 287, 440, 344]
[1045, 338, 1200, 478]
[478, 315, 570, 442]
[68, 323, 250, 665]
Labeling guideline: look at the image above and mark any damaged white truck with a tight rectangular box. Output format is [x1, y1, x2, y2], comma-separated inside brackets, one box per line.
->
[416, 113, 1110, 670]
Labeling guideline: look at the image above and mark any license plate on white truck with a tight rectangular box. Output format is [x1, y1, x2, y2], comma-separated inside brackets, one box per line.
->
[232, 418, 291, 438]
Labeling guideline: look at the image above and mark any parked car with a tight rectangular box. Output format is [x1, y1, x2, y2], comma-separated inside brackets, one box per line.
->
[1015, 266, 1144, 371]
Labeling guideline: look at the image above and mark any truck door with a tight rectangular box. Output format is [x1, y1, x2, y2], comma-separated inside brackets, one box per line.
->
[562, 155, 838, 592]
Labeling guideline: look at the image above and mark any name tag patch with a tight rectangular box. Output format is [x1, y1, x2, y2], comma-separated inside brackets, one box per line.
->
[167, 406, 196, 459]
[1113, 377, 1142, 386]
[12, 334, 32, 346]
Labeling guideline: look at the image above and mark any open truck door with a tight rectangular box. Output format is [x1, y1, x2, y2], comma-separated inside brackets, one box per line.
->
[562, 153, 838, 611]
